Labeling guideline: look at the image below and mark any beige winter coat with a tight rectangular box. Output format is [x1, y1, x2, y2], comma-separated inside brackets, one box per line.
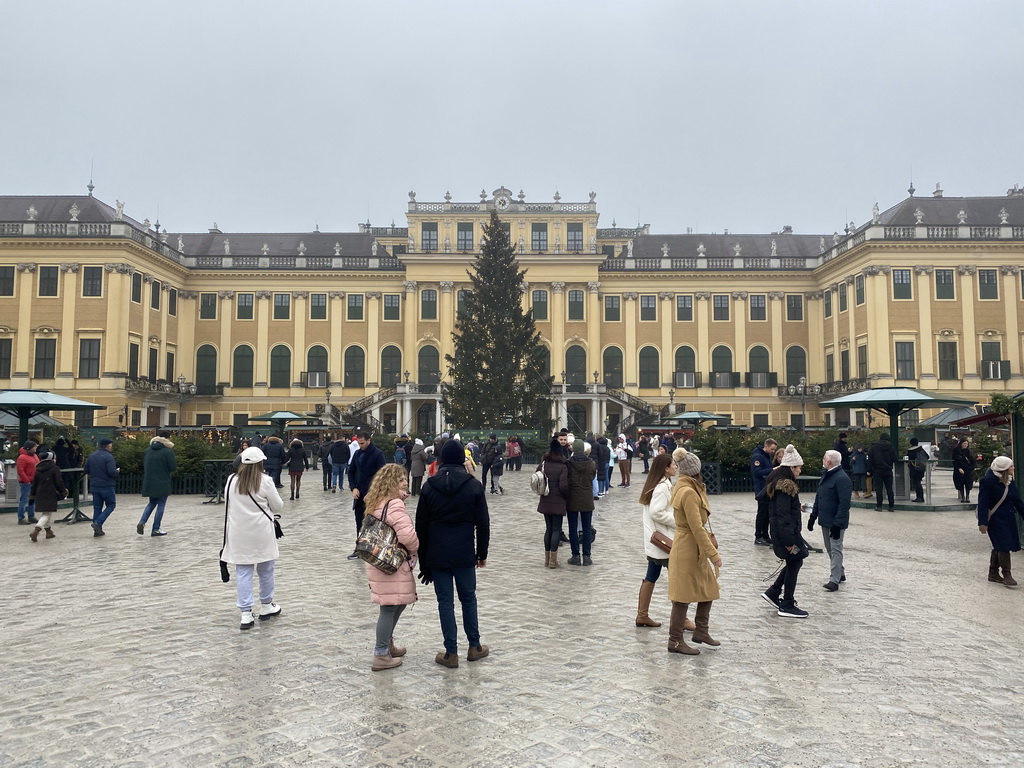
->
[666, 474, 720, 604]
[220, 474, 284, 564]
[642, 477, 676, 560]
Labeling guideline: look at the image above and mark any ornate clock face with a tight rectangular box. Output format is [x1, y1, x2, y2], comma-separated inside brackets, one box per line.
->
[495, 195, 511, 210]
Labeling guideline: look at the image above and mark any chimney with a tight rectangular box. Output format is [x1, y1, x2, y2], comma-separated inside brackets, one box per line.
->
[1008, 184, 1023, 197]
[933, 183, 943, 198]
[209, 222, 222, 234]
[781, 225, 793, 235]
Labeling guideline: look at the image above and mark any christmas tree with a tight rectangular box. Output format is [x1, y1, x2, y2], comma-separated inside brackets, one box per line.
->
[443, 211, 553, 431]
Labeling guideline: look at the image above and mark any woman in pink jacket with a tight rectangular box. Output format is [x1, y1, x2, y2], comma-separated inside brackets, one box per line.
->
[363, 463, 419, 671]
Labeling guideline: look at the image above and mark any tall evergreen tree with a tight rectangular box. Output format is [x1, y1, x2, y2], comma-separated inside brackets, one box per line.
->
[443, 211, 552, 431]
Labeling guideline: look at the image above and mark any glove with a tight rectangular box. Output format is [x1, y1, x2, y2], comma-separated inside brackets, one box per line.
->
[807, 512, 817, 531]
[418, 569, 433, 586]
[830, 526, 841, 540]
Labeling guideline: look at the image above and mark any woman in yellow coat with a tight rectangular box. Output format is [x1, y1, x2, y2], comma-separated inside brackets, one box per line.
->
[666, 448, 722, 656]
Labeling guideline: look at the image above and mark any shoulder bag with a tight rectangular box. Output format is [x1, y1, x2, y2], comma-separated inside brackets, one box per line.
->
[355, 500, 409, 574]
[530, 461, 549, 496]
[649, 530, 673, 553]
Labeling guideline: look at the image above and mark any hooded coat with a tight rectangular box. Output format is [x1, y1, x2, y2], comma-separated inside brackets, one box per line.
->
[767, 477, 803, 558]
[261, 437, 287, 472]
[415, 464, 489, 571]
[410, 439, 427, 477]
[141, 436, 176, 498]
[667, 474, 720, 603]
[365, 496, 419, 605]
[566, 455, 596, 511]
[286, 441, 309, 472]
[977, 470, 1024, 552]
[17, 447, 39, 484]
[868, 436, 897, 476]
[30, 458, 67, 512]
[536, 456, 570, 516]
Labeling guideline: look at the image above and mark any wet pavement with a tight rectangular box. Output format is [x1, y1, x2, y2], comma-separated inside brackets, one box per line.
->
[2, 465, 1023, 768]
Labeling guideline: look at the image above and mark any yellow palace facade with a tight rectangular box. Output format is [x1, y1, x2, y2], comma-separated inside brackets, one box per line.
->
[1, 184, 1022, 436]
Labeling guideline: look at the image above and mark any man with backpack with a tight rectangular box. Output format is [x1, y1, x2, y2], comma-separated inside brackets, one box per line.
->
[328, 436, 351, 493]
[480, 434, 500, 490]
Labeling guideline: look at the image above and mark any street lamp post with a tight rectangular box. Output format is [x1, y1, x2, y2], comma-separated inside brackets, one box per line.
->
[176, 374, 197, 427]
[787, 376, 821, 432]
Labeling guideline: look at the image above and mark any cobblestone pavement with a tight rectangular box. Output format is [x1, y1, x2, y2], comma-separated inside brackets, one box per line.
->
[2, 466, 1023, 768]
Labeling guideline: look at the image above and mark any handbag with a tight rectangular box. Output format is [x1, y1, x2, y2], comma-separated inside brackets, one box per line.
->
[530, 461, 550, 496]
[355, 500, 409, 574]
[650, 530, 673, 553]
[706, 518, 719, 550]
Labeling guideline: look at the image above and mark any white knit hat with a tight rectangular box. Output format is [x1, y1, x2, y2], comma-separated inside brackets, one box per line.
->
[991, 456, 1013, 473]
[780, 444, 804, 467]
[673, 447, 702, 476]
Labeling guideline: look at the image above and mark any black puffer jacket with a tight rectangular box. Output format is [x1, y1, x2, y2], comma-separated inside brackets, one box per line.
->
[767, 478, 803, 556]
[868, 437, 897, 476]
[416, 465, 490, 571]
[262, 437, 287, 471]
[30, 458, 67, 512]
[567, 456, 596, 512]
[286, 442, 309, 472]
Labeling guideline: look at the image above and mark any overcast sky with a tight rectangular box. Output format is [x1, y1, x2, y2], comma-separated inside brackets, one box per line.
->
[2, 1, 1022, 236]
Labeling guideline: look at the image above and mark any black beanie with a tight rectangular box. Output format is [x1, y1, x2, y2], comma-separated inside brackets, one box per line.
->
[440, 440, 465, 465]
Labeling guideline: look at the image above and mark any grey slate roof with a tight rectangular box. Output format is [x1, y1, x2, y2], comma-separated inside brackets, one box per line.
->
[174, 231, 379, 258]
[876, 194, 1024, 228]
[0, 195, 147, 229]
[626, 232, 825, 261]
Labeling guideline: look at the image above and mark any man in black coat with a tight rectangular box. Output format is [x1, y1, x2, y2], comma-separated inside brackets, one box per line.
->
[480, 434, 499, 490]
[416, 439, 490, 668]
[868, 433, 897, 511]
[348, 431, 385, 556]
[751, 438, 778, 545]
[832, 432, 851, 473]
[808, 449, 852, 591]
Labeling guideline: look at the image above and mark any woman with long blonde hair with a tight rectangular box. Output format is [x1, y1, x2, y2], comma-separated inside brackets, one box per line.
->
[363, 463, 419, 670]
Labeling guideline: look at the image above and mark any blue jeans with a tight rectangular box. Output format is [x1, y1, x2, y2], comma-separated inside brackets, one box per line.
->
[139, 496, 168, 531]
[235, 560, 275, 611]
[91, 487, 117, 527]
[432, 567, 480, 654]
[18, 482, 35, 520]
[332, 464, 346, 489]
[645, 557, 667, 582]
[567, 511, 593, 557]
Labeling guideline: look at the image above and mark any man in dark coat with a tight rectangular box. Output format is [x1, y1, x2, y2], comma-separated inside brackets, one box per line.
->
[138, 430, 177, 536]
[907, 438, 929, 503]
[416, 439, 490, 668]
[480, 434, 499, 490]
[868, 433, 897, 511]
[83, 438, 120, 536]
[261, 436, 287, 488]
[348, 431, 386, 557]
[328, 436, 350, 492]
[751, 438, 778, 545]
[832, 432, 851, 473]
[808, 449, 852, 591]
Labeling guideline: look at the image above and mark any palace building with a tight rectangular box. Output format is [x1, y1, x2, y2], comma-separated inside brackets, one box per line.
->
[1, 184, 1022, 436]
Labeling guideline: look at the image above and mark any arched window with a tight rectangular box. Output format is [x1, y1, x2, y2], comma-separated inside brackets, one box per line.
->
[418, 346, 440, 394]
[567, 403, 586, 434]
[232, 346, 254, 388]
[749, 345, 770, 372]
[536, 346, 551, 382]
[711, 345, 733, 372]
[638, 346, 660, 389]
[307, 345, 328, 373]
[381, 345, 402, 388]
[675, 346, 695, 372]
[786, 346, 807, 386]
[603, 346, 623, 389]
[270, 345, 291, 388]
[344, 346, 365, 388]
[565, 345, 587, 386]
[196, 344, 217, 394]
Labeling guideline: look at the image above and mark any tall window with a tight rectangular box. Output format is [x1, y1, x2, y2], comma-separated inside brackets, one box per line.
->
[838, 283, 848, 312]
[711, 346, 733, 387]
[604, 296, 620, 322]
[979, 269, 999, 300]
[567, 223, 583, 251]
[895, 341, 915, 380]
[307, 345, 329, 380]
[344, 346, 365, 387]
[638, 346, 659, 388]
[381, 345, 402, 387]
[233, 346, 254, 388]
[457, 222, 473, 250]
[749, 294, 766, 321]
[269, 345, 291, 388]
[418, 346, 441, 393]
[823, 290, 832, 318]
[421, 222, 438, 251]
[168, 288, 177, 316]
[749, 346, 770, 372]
[237, 293, 254, 319]
[785, 347, 806, 386]
[273, 293, 290, 320]
[79, 339, 100, 378]
[421, 289, 437, 320]
[34, 338, 56, 378]
[532, 290, 548, 321]
[938, 341, 958, 380]
[640, 295, 657, 321]
[786, 294, 803, 321]
[855, 274, 865, 305]
[840, 349, 850, 382]
[383, 294, 401, 320]
[131, 271, 142, 303]
[0, 338, 12, 378]
[712, 295, 729, 321]
[82, 266, 103, 297]
[565, 345, 587, 385]
[567, 289, 584, 320]
[857, 344, 868, 379]
[310, 293, 327, 320]
[676, 295, 693, 321]
[148, 347, 158, 382]
[150, 280, 161, 309]
[531, 223, 548, 251]
[39, 266, 59, 296]
[675, 347, 696, 374]
[200, 293, 217, 319]
[128, 342, 140, 379]
[603, 346, 623, 388]
[457, 290, 469, 317]
[347, 294, 364, 320]
[892, 269, 912, 300]
[166, 351, 175, 381]
[825, 353, 834, 383]
[196, 345, 217, 394]
[981, 341, 1002, 361]
[935, 269, 955, 300]
[0, 266, 14, 296]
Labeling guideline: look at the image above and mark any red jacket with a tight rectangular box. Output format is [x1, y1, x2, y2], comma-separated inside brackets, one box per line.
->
[16, 448, 39, 484]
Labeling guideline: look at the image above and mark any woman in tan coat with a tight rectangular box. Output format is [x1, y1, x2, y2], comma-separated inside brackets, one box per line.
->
[363, 463, 419, 671]
[666, 448, 722, 655]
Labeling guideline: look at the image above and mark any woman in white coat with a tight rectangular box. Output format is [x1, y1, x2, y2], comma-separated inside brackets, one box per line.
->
[221, 446, 285, 630]
[635, 453, 693, 630]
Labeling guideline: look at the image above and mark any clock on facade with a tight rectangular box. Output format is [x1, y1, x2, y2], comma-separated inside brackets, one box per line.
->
[494, 195, 511, 210]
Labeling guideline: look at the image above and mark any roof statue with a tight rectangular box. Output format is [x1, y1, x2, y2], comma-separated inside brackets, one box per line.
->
[178, 235, 184, 251]
[770, 239, 777, 257]
[626, 239, 633, 258]
[872, 202, 881, 224]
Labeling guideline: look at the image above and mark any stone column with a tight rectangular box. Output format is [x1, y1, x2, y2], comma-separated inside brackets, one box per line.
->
[1001, 266, 1021, 379]
[59, 263, 79, 377]
[551, 282, 566, 375]
[291, 292, 307, 389]
[219, 291, 235, 386]
[958, 266, 978, 379]
[659, 292, 674, 387]
[731, 292, 747, 388]
[439, 282, 455, 364]
[864, 267, 892, 380]
[695, 292, 712, 384]
[328, 292, 345, 386]
[805, 291, 824, 383]
[588, 282, 602, 370]
[14, 265, 36, 377]
[366, 292, 382, 387]
[768, 291, 785, 383]
[914, 268, 934, 380]
[254, 291, 272, 387]
[623, 292, 638, 386]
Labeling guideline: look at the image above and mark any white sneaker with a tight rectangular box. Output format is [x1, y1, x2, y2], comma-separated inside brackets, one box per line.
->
[240, 611, 256, 630]
[258, 602, 282, 621]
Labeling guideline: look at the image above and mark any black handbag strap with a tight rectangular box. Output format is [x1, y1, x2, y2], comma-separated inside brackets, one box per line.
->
[988, 484, 1010, 521]
[219, 475, 233, 562]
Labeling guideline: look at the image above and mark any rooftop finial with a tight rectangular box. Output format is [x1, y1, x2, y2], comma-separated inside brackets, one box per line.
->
[908, 180, 915, 197]
[88, 159, 94, 196]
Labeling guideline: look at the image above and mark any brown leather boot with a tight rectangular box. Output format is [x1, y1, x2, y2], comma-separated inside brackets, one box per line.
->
[544, 551, 551, 568]
[549, 550, 559, 568]
[989, 550, 1003, 583]
[371, 652, 402, 671]
[388, 640, 407, 657]
[691, 601, 720, 646]
[45, 527, 55, 539]
[997, 552, 1018, 588]
[635, 580, 662, 627]
[29, 527, 41, 542]
[667, 602, 700, 655]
